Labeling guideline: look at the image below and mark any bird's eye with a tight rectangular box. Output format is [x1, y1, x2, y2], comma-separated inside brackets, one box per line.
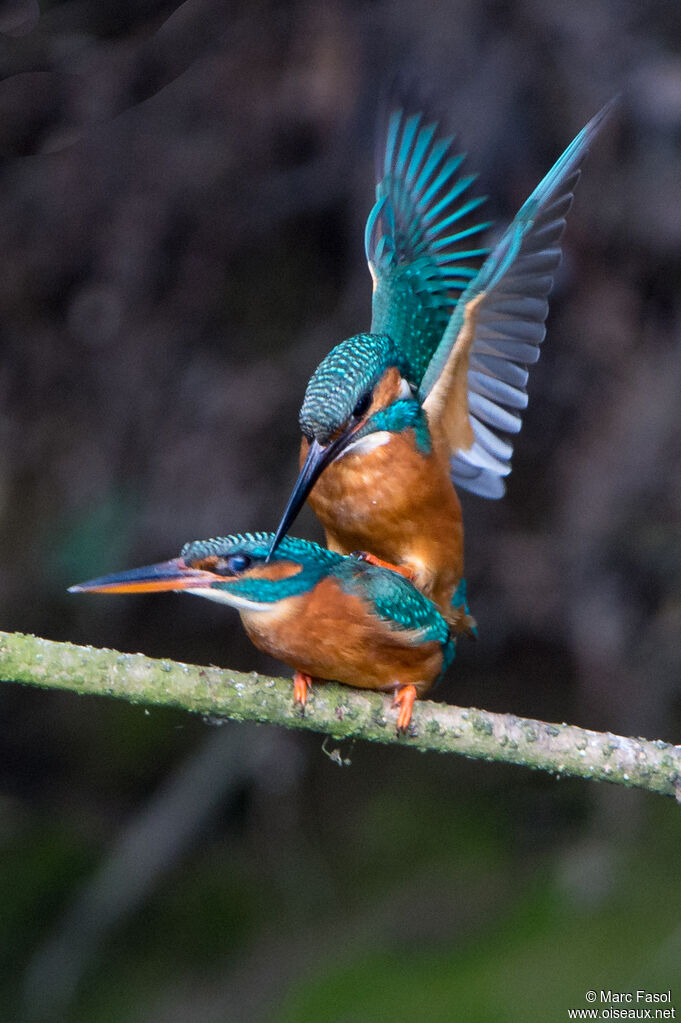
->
[213, 554, 251, 575]
[228, 553, 251, 573]
[352, 390, 372, 419]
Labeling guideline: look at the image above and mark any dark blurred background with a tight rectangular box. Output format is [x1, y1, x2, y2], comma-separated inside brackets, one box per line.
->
[0, 0, 680, 1020]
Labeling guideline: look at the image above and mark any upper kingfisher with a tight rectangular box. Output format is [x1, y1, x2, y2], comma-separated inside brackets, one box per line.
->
[269, 99, 614, 630]
[69, 532, 454, 732]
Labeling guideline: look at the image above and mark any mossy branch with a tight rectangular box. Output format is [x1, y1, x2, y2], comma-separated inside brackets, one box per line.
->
[2, 629, 680, 801]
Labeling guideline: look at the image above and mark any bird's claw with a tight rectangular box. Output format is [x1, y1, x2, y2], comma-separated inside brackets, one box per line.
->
[351, 551, 416, 582]
[392, 684, 417, 734]
[293, 671, 313, 714]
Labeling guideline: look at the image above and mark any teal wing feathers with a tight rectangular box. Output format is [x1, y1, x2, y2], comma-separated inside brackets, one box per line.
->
[419, 100, 615, 498]
[366, 106, 491, 382]
[334, 559, 453, 659]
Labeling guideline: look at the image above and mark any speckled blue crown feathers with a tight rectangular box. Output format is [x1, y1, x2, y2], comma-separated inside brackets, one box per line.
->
[299, 333, 406, 444]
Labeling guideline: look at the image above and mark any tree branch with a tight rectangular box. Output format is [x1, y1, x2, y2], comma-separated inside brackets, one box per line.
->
[2, 630, 679, 801]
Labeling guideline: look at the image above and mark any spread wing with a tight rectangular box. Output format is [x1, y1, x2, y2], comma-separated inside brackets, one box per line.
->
[366, 105, 491, 383]
[420, 101, 614, 498]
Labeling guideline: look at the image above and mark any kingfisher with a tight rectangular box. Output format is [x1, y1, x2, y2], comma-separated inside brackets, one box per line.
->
[269, 100, 614, 630]
[69, 532, 454, 732]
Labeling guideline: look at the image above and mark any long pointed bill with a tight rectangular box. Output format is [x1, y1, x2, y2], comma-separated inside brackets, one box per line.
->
[268, 435, 348, 560]
[68, 558, 220, 595]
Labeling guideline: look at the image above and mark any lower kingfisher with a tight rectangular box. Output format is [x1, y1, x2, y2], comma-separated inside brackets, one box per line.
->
[268, 100, 614, 630]
[69, 533, 455, 732]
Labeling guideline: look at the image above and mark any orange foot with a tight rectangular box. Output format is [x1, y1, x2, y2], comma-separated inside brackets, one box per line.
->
[392, 684, 418, 733]
[352, 551, 415, 582]
[293, 671, 313, 713]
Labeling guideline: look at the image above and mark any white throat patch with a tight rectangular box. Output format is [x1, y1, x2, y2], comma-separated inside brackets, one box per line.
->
[185, 587, 270, 612]
[397, 376, 413, 400]
[339, 430, 392, 459]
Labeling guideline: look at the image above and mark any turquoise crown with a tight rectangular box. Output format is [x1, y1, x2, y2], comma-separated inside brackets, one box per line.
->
[299, 333, 407, 444]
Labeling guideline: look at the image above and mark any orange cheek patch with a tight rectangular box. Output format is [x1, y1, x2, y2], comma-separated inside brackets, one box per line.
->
[192, 555, 226, 573]
[243, 561, 303, 582]
[370, 367, 403, 414]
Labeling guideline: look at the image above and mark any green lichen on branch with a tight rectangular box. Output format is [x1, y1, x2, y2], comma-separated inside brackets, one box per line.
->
[1, 629, 679, 801]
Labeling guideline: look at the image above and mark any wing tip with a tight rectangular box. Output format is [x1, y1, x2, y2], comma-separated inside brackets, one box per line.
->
[451, 459, 508, 499]
[586, 95, 619, 136]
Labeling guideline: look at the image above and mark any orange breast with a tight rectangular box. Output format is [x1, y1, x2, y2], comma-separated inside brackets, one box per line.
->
[240, 576, 444, 696]
[302, 432, 465, 616]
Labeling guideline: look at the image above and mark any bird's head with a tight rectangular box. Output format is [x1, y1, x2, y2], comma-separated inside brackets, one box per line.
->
[70, 533, 341, 610]
[298, 332, 412, 445]
[269, 332, 422, 557]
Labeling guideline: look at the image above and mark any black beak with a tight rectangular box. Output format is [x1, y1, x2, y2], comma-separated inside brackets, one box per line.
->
[268, 435, 348, 560]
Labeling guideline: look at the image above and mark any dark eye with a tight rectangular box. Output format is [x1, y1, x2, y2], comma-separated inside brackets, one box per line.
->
[352, 390, 372, 419]
[213, 554, 251, 575]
